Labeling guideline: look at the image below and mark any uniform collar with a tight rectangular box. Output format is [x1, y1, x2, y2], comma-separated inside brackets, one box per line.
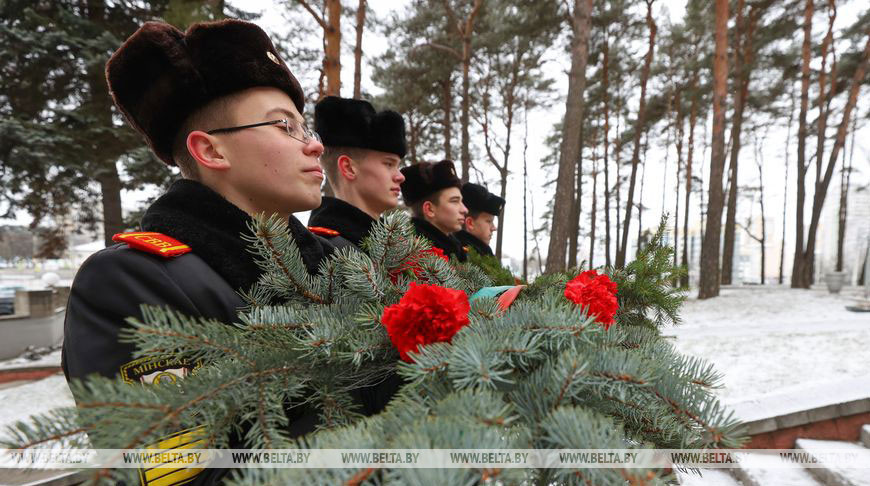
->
[411, 217, 467, 262]
[308, 196, 377, 247]
[456, 229, 494, 257]
[141, 179, 328, 292]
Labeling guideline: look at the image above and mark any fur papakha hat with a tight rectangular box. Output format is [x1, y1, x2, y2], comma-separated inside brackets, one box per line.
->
[400, 160, 462, 206]
[106, 19, 305, 166]
[314, 96, 407, 158]
[461, 183, 505, 216]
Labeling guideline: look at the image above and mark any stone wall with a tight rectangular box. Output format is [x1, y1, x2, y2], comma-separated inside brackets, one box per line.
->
[0, 287, 67, 360]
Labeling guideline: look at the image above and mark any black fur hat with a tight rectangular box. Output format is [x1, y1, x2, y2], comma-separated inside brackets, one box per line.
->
[461, 183, 505, 216]
[400, 160, 462, 205]
[106, 19, 305, 166]
[314, 96, 407, 157]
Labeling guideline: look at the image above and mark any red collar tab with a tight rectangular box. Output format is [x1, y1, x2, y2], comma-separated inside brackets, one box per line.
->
[308, 226, 340, 237]
[112, 232, 191, 258]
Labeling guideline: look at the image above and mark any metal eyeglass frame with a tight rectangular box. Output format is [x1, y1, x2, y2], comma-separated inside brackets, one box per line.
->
[206, 118, 321, 144]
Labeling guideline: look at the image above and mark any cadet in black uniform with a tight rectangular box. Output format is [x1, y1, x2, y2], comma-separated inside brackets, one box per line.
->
[62, 20, 332, 485]
[308, 96, 407, 249]
[399, 160, 469, 262]
[456, 183, 505, 258]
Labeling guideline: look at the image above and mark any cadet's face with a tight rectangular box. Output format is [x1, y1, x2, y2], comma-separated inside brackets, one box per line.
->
[466, 212, 497, 245]
[220, 87, 324, 215]
[428, 187, 467, 234]
[356, 151, 405, 214]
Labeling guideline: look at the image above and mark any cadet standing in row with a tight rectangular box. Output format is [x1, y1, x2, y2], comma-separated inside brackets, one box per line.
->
[307, 96, 407, 249]
[456, 182, 505, 258]
[399, 160, 469, 262]
[308, 96, 407, 414]
[63, 19, 332, 484]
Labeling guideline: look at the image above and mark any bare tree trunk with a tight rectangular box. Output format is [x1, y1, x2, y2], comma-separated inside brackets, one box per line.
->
[836, 108, 857, 272]
[722, 0, 760, 285]
[460, 47, 472, 181]
[523, 100, 530, 281]
[780, 84, 796, 285]
[698, 0, 729, 299]
[835, 147, 848, 272]
[700, 112, 709, 245]
[799, 0, 837, 285]
[757, 134, 767, 284]
[681, 71, 698, 287]
[602, 33, 612, 268]
[637, 132, 648, 255]
[814, 0, 836, 188]
[324, 0, 341, 95]
[568, 122, 584, 269]
[790, 0, 814, 288]
[661, 73, 673, 218]
[441, 77, 453, 160]
[496, 168, 507, 259]
[615, 0, 656, 268]
[352, 0, 367, 99]
[721, 0, 745, 286]
[589, 148, 598, 268]
[97, 170, 123, 247]
[674, 90, 684, 270]
[84, 0, 124, 246]
[545, 0, 592, 273]
[801, 34, 870, 288]
[495, 52, 521, 261]
[615, 83, 622, 258]
[298, 0, 341, 96]
[441, 0, 483, 182]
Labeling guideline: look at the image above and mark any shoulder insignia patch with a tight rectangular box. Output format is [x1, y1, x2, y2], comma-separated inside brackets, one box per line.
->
[113, 232, 191, 258]
[308, 226, 340, 237]
[140, 426, 210, 485]
[120, 356, 202, 385]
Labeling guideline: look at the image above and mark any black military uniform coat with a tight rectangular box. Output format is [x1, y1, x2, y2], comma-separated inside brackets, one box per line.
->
[62, 179, 331, 384]
[455, 229, 494, 257]
[411, 217, 467, 262]
[62, 180, 335, 485]
[307, 196, 376, 250]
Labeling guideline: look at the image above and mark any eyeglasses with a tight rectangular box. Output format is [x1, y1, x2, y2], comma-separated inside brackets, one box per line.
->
[206, 118, 321, 144]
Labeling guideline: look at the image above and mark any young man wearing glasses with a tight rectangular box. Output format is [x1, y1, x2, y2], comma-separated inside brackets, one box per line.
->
[307, 96, 407, 250]
[62, 21, 333, 476]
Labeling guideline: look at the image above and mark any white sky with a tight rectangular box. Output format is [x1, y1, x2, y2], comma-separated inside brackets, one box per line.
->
[3, 0, 868, 275]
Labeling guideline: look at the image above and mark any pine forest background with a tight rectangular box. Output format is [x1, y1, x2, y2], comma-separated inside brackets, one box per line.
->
[1, 0, 869, 300]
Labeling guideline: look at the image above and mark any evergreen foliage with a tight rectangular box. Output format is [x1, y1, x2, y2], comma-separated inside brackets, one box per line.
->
[3, 212, 743, 485]
[465, 246, 518, 286]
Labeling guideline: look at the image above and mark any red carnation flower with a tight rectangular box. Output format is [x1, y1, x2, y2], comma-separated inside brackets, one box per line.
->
[381, 282, 470, 362]
[564, 270, 619, 330]
[389, 246, 450, 283]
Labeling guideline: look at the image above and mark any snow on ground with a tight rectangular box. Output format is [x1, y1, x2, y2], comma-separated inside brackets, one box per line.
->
[0, 374, 74, 434]
[666, 286, 870, 405]
[0, 348, 61, 371]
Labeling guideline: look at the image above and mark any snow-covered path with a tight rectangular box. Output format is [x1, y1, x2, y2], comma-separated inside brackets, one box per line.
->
[667, 286, 870, 405]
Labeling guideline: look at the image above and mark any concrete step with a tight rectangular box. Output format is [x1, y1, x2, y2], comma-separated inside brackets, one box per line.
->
[796, 438, 870, 486]
[733, 451, 825, 486]
[861, 425, 870, 449]
[676, 468, 743, 485]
